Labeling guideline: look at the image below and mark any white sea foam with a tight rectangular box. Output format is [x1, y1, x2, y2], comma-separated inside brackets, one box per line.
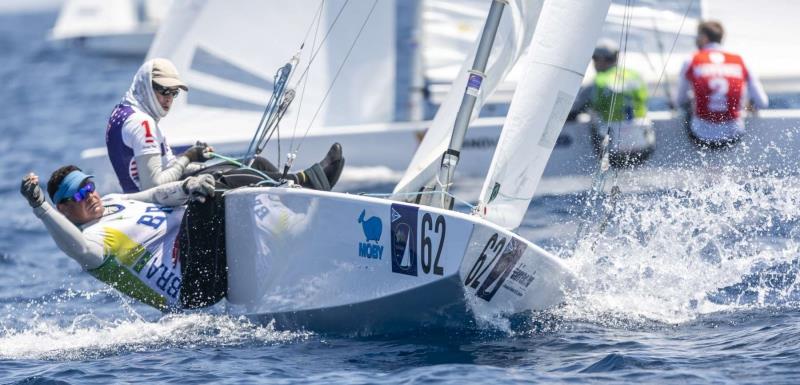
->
[0, 313, 310, 360]
[552, 168, 800, 325]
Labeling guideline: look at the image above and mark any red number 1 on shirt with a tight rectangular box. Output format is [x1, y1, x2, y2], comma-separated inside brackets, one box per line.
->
[142, 120, 155, 143]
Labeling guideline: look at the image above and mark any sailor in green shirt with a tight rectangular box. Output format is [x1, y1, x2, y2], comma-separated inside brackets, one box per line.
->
[569, 39, 655, 165]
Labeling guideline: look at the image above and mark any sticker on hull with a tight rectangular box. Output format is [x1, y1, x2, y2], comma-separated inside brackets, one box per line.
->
[390, 204, 418, 276]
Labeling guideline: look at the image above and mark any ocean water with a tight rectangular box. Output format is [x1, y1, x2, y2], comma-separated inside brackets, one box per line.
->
[2, 9, 800, 385]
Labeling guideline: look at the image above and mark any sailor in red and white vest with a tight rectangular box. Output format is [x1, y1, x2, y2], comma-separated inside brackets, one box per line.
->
[675, 20, 768, 145]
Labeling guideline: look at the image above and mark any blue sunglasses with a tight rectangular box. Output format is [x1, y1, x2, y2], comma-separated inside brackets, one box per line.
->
[60, 181, 96, 204]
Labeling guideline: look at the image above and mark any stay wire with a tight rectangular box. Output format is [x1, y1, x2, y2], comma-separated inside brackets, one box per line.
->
[293, 0, 379, 155]
[290, 0, 325, 152]
[651, 0, 695, 105]
[578, 0, 635, 243]
[292, 0, 351, 92]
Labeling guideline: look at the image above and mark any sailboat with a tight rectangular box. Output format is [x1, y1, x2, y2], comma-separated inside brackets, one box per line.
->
[222, 0, 611, 334]
[49, 0, 171, 56]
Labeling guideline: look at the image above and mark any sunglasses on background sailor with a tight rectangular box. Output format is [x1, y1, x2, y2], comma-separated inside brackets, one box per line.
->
[152, 83, 180, 98]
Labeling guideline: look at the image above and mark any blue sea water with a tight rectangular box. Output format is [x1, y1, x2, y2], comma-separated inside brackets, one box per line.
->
[2, 9, 800, 385]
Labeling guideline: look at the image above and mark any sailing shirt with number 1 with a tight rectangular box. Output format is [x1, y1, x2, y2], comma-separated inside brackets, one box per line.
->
[106, 103, 177, 193]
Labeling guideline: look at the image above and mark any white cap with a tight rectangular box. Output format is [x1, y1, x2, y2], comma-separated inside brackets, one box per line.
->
[151, 58, 188, 91]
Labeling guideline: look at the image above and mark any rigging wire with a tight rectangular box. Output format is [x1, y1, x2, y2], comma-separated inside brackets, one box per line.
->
[291, 0, 352, 94]
[246, 0, 338, 171]
[576, 0, 696, 245]
[650, 0, 695, 106]
[289, 1, 326, 153]
[576, 0, 633, 242]
[292, 0, 380, 155]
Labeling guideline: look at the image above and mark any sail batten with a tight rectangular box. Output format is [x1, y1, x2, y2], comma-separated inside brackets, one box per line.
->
[476, 0, 612, 230]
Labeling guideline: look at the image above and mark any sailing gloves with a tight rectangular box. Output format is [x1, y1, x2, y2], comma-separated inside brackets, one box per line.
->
[20, 173, 44, 208]
[181, 174, 216, 203]
[181, 141, 213, 163]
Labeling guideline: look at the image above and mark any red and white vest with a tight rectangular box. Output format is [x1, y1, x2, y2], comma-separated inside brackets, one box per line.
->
[685, 49, 749, 123]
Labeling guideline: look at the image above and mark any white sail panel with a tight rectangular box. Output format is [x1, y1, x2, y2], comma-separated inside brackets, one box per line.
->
[393, 0, 543, 199]
[147, 0, 396, 150]
[477, 0, 612, 230]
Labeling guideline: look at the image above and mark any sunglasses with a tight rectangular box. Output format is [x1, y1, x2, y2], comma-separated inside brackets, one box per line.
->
[153, 83, 180, 98]
[60, 181, 96, 204]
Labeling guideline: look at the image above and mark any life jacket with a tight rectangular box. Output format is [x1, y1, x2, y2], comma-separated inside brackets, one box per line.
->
[84, 197, 185, 311]
[592, 66, 648, 122]
[685, 49, 748, 123]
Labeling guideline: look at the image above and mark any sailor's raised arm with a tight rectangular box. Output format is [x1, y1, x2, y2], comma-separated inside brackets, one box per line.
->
[20, 174, 104, 270]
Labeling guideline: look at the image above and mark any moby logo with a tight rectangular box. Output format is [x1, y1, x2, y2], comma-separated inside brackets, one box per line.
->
[358, 209, 383, 259]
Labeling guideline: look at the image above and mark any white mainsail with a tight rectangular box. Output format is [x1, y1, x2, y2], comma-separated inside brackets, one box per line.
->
[392, 0, 543, 200]
[476, 0, 612, 230]
[148, 0, 396, 148]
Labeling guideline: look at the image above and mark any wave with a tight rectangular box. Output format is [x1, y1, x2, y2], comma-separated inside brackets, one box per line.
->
[0, 313, 311, 360]
[554, 170, 800, 325]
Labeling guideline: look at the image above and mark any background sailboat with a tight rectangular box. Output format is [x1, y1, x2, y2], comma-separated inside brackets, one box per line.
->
[79, 0, 800, 198]
[49, 0, 170, 56]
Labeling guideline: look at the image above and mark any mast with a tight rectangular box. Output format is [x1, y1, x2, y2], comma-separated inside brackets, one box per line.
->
[406, 0, 425, 122]
[429, 0, 508, 209]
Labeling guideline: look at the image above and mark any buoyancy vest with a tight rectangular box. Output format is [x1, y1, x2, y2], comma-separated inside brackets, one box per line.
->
[685, 49, 748, 122]
[592, 66, 648, 122]
[84, 196, 185, 311]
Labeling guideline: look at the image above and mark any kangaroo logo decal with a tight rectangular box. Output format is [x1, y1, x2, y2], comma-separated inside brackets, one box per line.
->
[357, 209, 383, 259]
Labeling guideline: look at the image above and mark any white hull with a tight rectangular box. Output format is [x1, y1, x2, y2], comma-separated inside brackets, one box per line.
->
[49, 30, 155, 56]
[224, 187, 575, 334]
[81, 109, 800, 195]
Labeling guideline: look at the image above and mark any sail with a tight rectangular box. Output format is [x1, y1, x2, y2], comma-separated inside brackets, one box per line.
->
[51, 0, 139, 39]
[147, 0, 396, 150]
[420, 0, 523, 105]
[393, 0, 543, 200]
[476, 0, 612, 230]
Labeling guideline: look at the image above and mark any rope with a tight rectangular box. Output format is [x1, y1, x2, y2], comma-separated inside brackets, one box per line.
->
[206, 152, 276, 183]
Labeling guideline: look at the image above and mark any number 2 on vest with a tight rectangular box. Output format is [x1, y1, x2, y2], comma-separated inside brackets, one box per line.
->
[707, 77, 729, 112]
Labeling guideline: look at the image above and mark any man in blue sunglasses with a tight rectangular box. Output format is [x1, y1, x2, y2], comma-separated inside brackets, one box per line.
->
[20, 166, 224, 311]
